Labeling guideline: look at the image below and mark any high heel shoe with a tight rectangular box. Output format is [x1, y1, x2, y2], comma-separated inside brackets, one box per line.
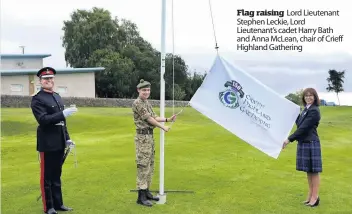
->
[307, 197, 320, 207]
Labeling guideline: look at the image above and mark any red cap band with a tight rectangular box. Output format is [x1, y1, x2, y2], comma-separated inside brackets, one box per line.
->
[40, 70, 54, 76]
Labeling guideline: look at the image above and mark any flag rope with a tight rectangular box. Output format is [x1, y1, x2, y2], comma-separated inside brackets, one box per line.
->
[208, 0, 219, 53]
[170, 0, 191, 115]
[169, 0, 221, 116]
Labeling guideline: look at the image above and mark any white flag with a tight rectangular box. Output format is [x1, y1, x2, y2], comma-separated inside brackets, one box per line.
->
[189, 55, 300, 159]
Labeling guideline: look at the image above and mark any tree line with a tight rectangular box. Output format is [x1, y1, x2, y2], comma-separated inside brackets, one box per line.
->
[285, 69, 345, 106]
[61, 7, 205, 100]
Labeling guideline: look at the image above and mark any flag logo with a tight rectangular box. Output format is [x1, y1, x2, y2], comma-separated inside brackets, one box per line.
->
[219, 80, 244, 109]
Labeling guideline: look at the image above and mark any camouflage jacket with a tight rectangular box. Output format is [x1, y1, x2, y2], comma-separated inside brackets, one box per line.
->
[132, 97, 157, 130]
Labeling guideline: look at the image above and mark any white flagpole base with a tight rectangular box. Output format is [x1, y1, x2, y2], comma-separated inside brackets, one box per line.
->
[155, 194, 167, 204]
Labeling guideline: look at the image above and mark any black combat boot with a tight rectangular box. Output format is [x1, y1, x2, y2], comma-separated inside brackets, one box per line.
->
[146, 189, 160, 201]
[136, 189, 153, 207]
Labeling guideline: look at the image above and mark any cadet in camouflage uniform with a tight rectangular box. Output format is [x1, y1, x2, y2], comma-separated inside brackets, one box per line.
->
[132, 79, 176, 207]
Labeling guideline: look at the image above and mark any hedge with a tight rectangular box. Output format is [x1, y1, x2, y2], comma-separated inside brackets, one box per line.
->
[1, 95, 190, 108]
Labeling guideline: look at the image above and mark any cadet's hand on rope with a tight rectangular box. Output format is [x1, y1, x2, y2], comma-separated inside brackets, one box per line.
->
[63, 107, 78, 117]
[168, 114, 177, 122]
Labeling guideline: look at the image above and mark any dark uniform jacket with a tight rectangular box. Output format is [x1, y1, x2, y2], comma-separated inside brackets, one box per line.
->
[31, 90, 70, 152]
[288, 104, 320, 143]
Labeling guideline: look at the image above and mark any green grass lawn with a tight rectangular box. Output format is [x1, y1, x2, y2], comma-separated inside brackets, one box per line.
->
[1, 106, 352, 214]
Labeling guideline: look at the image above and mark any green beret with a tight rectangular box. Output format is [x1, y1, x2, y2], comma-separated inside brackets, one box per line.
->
[137, 79, 151, 89]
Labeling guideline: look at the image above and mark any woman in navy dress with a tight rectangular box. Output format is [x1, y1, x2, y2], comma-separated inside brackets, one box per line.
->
[282, 88, 322, 207]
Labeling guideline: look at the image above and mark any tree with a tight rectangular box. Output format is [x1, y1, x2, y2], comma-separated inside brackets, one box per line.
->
[163, 53, 189, 99]
[61, 7, 205, 100]
[285, 89, 304, 106]
[167, 84, 186, 100]
[184, 71, 207, 100]
[326, 69, 345, 105]
[87, 49, 136, 98]
[62, 7, 121, 68]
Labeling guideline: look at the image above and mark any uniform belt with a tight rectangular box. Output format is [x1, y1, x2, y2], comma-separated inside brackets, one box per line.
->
[55, 121, 65, 126]
[136, 128, 153, 135]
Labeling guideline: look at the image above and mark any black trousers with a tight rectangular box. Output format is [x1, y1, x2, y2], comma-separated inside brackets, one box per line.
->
[39, 150, 65, 212]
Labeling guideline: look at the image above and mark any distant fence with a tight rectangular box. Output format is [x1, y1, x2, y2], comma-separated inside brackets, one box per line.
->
[1, 95, 190, 108]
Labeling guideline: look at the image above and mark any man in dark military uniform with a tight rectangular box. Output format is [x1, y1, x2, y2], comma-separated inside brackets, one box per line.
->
[132, 79, 176, 207]
[31, 67, 77, 214]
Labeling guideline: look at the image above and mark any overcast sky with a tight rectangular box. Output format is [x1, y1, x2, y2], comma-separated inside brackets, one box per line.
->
[1, 0, 351, 103]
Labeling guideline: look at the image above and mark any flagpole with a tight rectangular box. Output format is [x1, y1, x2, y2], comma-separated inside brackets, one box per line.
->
[157, 0, 167, 204]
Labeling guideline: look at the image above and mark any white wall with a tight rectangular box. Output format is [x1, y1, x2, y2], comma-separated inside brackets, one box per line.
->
[2, 73, 96, 98]
[1, 75, 29, 96]
[1, 58, 43, 69]
[33, 73, 96, 98]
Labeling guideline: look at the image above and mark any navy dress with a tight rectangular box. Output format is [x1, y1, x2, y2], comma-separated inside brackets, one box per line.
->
[288, 104, 322, 173]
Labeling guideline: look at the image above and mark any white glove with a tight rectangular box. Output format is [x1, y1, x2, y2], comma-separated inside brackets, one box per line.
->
[66, 140, 75, 148]
[63, 107, 78, 117]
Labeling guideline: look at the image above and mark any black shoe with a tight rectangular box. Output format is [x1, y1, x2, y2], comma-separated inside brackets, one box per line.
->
[308, 197, 320, 207]
[146, 189, 159, 201]
[45, 208, 58, 214]
[55, 205, 73, 211]
[136, 189, 153, 207]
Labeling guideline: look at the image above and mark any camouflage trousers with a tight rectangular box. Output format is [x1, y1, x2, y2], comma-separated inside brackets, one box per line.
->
[135, 134, 155, 190]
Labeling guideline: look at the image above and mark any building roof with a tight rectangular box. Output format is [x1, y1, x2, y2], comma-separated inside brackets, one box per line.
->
[0, 67, 105, 76]
[0, 54, 51, 59]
